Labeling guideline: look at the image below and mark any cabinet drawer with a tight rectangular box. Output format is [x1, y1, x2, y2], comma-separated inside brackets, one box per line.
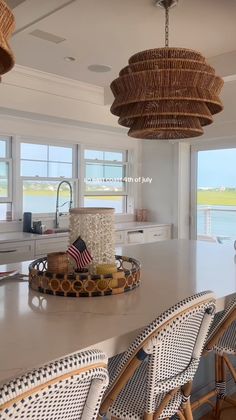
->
[115, 231, 125, 245]
[145, 226, 171, 243]
[127, 230, 144, 244]
[35, 237, 68, 257]
[0, 241, 35, 263]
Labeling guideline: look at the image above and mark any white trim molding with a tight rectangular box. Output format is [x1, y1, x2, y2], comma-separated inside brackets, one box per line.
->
[0, 65, 118, 128]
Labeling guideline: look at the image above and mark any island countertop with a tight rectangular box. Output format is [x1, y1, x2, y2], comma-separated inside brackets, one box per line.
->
[0, 239, 235, 385]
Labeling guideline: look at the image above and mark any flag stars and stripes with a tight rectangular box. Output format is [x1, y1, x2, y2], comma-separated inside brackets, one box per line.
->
[67, 237, 93, 269]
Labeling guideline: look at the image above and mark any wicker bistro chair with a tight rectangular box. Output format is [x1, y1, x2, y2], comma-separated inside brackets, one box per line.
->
[99, 291, 216, 420]
[192, 296, 236, 418]
[0, 349, 109, 420]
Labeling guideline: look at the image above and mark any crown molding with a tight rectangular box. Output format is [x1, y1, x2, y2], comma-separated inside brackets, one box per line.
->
[2, 64, 105, 105]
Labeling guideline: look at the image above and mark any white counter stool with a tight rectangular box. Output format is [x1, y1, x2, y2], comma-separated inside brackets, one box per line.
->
[0, 349, 109, 420]
[99, 291, 215, 420]
[192, 296, 236, 419]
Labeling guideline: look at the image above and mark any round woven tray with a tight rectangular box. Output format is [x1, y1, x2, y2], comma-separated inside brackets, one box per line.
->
[29, 255, 141, 297]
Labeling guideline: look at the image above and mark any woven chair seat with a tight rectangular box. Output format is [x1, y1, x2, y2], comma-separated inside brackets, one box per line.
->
[107, 357, 182, 419]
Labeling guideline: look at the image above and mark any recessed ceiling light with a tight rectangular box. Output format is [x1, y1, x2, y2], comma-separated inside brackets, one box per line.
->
[64, 56, 76, 62]
[88, 64, 112, 73]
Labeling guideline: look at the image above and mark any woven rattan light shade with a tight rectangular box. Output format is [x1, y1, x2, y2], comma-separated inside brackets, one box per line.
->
[0, 0, 15, 75]
[110, 47, 224, 139]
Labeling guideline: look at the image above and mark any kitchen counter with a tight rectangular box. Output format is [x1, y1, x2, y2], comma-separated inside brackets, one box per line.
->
[115, 221, 170, 231]
[0, 239, 235, 385]
[0, 231, 69, 243]
[0, 222, 169, 243]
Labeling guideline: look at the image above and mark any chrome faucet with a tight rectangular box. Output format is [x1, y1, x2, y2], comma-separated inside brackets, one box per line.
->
[55, 181, 73, 228]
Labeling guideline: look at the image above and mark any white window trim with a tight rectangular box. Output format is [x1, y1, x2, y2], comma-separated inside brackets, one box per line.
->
[19, 138, 76, 219]
[0, 158, 12, 203]
[83, 147, 131, 214]
[0, 135, 135, 221]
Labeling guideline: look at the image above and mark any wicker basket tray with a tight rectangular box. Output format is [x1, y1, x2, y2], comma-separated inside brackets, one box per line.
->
[29, 255, 141, 297]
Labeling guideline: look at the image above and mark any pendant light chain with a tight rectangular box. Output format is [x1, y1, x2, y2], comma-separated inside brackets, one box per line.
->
[165, 5, 169, 47]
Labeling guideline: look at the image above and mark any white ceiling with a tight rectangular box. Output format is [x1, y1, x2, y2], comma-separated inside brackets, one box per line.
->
[6, 0, 236, 87]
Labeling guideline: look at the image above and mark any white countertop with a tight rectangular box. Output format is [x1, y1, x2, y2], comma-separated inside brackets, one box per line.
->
[115, 221, 169, 231]
[0, 231, 69, 243]
[0, 222, 170, 243]
[1, 239, 234, 385]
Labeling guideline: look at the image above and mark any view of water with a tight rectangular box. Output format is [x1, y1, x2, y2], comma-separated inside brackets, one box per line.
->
[197, 205, 236, 240]
[23, 195, 123, 214]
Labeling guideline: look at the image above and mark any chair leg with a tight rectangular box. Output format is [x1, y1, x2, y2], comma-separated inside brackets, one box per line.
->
[176, 410, 185, 420]
[215, 354, 226, 419]
[183, 400, 193, 420]
[181, 381, 193, 420]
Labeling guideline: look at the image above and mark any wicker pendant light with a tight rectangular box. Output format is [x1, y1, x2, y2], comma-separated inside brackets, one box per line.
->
[0, 0, 15, 76]
[110, 0, 224, 140]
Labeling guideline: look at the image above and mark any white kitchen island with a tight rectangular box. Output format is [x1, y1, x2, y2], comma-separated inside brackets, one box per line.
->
[0, 239, 235, 386]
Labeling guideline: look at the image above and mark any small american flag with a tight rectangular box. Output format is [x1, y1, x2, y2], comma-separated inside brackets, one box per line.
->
[67, 237, 93, 269]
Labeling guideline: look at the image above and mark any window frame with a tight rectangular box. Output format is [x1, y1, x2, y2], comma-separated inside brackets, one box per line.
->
[83, 146, 130, 214]
[0, 135, 134, 221]
[0, 137, 12, 204]
[18, 138, 78, 218]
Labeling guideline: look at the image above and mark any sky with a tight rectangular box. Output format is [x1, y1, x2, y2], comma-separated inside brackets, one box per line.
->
[198, 148, 236, 188]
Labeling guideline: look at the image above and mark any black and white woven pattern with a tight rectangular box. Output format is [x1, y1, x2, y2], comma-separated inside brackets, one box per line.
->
[106, 291, 215, 419]
[108, 360, 183, 419]
[0, 349, 109, 420]
[206, 296, 236, 355]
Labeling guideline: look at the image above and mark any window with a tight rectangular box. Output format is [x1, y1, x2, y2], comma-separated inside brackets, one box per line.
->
[20, 142, 75, 214]
[0, 137, 12, 221]
[84, 149, 128, 213]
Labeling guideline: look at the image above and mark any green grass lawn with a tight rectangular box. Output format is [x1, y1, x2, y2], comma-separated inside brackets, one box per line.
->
[198, 190, 236, 206]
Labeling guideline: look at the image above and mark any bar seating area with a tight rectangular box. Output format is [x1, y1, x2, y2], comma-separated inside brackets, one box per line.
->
[1, 240, 236, 420]
[2, 290, 236, 419]
[0, 290, 230, 420]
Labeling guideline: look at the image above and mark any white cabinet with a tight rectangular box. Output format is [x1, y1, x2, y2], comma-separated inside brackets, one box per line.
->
[35, 237, 68, 258]
[114, 230, 126, 245]
[0, 240, 35, 264]
[0, 224, 171, 264]
[126, 230, 144, 244]
[144, 225, 171, 243]
[115, 224, 171, 245]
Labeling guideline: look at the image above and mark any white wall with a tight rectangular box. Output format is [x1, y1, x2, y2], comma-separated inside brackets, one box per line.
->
[141, 140, 178, 235]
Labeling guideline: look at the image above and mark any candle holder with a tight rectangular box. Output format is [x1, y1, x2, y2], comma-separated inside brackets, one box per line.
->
[69, 207, 116, 271]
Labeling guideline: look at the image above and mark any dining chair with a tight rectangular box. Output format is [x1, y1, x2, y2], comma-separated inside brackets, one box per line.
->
[99, 291, 216, 420]
[192, 296, 236, 419]
[0, 349, 109, 420]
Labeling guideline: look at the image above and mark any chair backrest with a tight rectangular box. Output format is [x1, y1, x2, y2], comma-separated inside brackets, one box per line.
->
[101, 291, 215, 416]
[0, 349, 109, 420]
[205, 295, 236, 352]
